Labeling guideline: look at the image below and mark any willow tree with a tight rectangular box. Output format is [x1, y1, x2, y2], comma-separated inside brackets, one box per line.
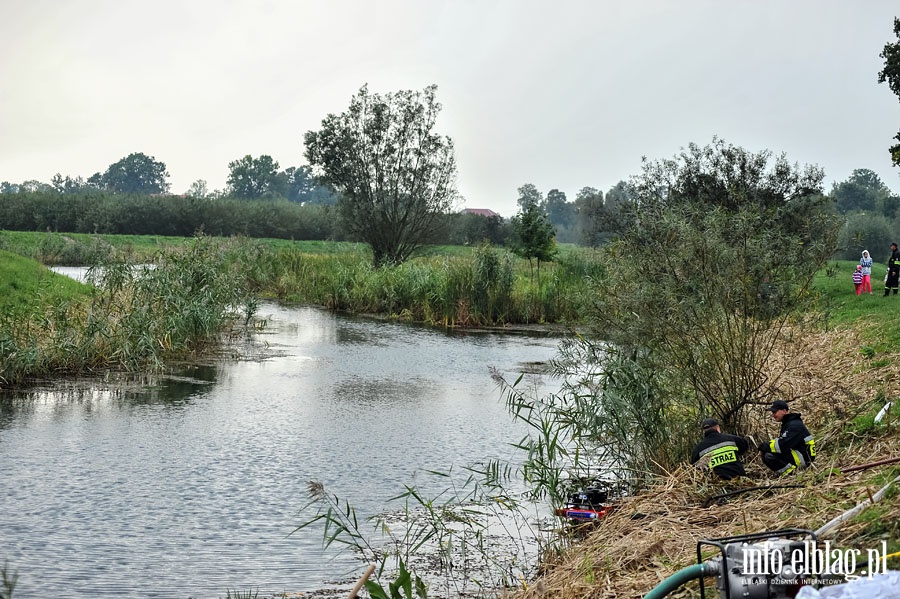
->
[586, 139, 840, 435]
[304, 84, 458, 267]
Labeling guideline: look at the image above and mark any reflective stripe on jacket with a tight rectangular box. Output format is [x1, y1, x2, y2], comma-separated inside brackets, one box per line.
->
[767, 413, 815, 467]
[691, 431, 749, 480]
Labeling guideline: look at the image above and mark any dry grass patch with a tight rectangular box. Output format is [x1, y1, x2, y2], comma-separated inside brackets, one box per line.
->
[518, 324, 900, 599]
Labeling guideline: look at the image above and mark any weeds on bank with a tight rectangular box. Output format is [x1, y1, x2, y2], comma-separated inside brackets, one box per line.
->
[486, 334, 697, 499]
[0, 236, 257, 388]
[296, 464, 555, 599]
[249, 244, 600, 326]
[294, 481, 428, 598]
[2, 231, 600, 327]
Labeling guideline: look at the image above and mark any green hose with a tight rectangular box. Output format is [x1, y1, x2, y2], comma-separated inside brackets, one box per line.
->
[643, 563, 709, 599]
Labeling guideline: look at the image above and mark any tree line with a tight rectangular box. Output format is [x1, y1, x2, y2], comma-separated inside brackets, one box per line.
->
[0, 152, 339, 205]
[4, 12, 900, 265]
[2, 164, 897, 258]
[0, 190, 515, 245]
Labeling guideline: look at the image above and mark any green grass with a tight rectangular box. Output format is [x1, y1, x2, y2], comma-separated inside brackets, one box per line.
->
[0, 229, 580, 263]
[811, 259, 900, 351]
[5, 231, 896, 333]
[0, 249, 91, 313]
[241, 243, 600, 326]
[0, 230, 374, 265]
[0, 230, 192, 265]
[846, 393, 900, 435]
[0, 238, 256, 388]
[0, 231, 591, 327]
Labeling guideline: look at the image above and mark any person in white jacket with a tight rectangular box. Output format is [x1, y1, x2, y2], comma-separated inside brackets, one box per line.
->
[860, 249, 873, 294]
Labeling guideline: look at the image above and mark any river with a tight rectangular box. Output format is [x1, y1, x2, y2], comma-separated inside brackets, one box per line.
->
[0, 281, 561, 598]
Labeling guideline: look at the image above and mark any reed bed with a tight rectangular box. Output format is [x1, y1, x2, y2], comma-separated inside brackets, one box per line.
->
[0, 237, 255, 388]
[515, 323, 900, 599]
[250, 245, 602, 327]
[1, 237, 598, 387]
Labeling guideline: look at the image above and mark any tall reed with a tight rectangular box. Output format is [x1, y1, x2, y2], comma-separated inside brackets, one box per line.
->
[0, 236, 256, 388]
[251, 244, 596, 326]
[297, 471, 546, 598]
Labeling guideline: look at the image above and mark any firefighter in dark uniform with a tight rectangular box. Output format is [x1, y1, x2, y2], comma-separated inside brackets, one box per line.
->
[885, 242, 900, 296]
[759, 400, 816, 476]
[691, 418, 749, 480]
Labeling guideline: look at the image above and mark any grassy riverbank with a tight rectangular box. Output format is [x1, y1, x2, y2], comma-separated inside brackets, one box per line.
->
[517, 260, 900, 598]
[0, 230, 597, 329]
[242, 243, 599, 326]
[0, 230, 594, 387]
[0, 229, 367, 265]
[0, 249, 91, 313]
[0, 237, 255, 387]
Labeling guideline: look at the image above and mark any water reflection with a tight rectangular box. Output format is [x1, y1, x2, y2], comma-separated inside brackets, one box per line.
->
[0, 300, 560, 599]
[0, 368, 219, 429]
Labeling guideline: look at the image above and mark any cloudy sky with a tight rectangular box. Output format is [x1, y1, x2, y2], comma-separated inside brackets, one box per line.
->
[2, 0, 899, 217]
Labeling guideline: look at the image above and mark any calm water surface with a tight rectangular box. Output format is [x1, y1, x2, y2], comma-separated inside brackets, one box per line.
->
[0, 297, 560, 598]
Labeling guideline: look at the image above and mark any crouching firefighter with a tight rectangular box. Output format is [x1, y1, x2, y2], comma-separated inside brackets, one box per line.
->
[759, 400, 816, 476]
[691, 418, 749, 480]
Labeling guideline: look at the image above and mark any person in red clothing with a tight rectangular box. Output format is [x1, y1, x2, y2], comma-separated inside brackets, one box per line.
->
[853, 264, 863, 296]
[860, 250, 873, 294]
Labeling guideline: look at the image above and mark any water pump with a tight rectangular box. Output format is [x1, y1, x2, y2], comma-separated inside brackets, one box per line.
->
[698, 529, 823, 599]
[555, 481, 616, 522]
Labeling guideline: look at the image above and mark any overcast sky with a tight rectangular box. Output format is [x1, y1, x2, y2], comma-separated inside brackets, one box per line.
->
[2, 0, 899, 217]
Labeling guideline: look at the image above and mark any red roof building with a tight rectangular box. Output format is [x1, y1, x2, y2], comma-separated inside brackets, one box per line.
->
[461, 208, 501, 218]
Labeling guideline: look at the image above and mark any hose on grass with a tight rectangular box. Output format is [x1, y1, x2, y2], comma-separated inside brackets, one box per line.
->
[643, 562, 711, 598]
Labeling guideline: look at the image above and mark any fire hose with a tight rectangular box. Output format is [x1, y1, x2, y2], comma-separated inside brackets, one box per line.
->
[643, 563, 715, 599]
[642, 475, 900, 598]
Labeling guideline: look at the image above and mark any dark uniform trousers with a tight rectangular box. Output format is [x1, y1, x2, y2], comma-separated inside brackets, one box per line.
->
[761, 413, 816, 476]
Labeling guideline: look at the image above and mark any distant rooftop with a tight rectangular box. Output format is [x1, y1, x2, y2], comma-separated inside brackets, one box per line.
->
[460, 208, 501, 218]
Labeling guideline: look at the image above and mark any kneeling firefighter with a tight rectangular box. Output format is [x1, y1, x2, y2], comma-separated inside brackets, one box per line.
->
[691, 418, 749, 480]
[759, 399, 816, 475]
